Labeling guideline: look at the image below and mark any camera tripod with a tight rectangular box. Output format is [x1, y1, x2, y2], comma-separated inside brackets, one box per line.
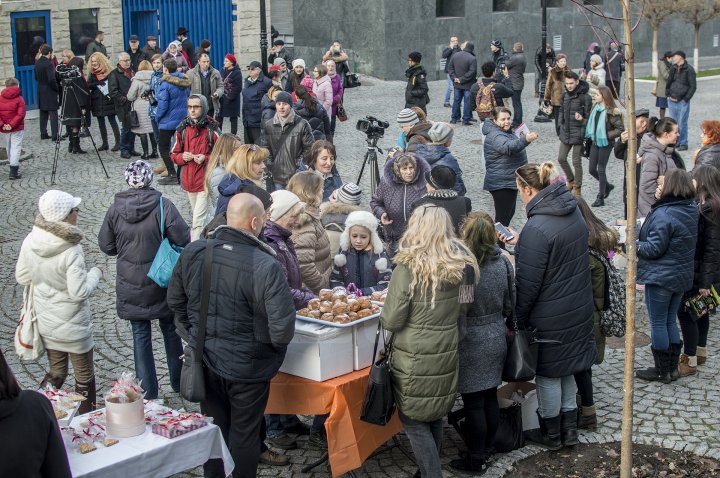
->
[51, 79, 109, 185]
[356, 135, 383, 195]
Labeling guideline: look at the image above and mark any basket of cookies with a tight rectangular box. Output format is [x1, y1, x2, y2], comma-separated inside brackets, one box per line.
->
[296, 287, 381, 327]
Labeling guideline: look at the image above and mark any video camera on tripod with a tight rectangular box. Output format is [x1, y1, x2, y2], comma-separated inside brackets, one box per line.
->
[355, 116, 389, 194]
[56, 64, 82, 83]
[356, 116, 389, 139]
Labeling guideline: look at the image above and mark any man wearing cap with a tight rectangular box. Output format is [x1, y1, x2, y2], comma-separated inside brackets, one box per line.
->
[168, 193, 296, 477]
[448, 41, 478, 125]
[490, 39, 509, 78]
[176, 27, 194, 68]
[127, 35, 150, 73]
[262, 91, 314, 190]
[442, 36, 461, 107]
[142, 36, 160, 57]
[85, 31, 106, 62]
[614, 109, 650, 219]
[666, 50, 696, 151]
[242, 61, 273, 145]
[405, 51, 429, 113]
[274, 58, 289, 90]
[187, 52, 224, 120]
[412, 165, 471, 233]
[268, 39, 293, 67]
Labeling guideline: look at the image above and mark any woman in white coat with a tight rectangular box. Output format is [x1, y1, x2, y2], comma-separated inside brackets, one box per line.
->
[126, 60, 155, 159]
[15, 190, 102, 414]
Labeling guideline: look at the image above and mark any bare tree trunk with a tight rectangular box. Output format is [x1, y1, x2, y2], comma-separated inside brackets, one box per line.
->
[620, 1, 638, 477]
[694, 24, 700, 71]
[652, 26, 658, 78]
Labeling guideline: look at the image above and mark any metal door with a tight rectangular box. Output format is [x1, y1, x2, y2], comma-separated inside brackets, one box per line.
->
[11, 10, 52, 110]
[131, 10, 160, 46]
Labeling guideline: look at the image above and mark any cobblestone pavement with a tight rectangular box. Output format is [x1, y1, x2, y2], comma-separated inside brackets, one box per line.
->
[0, 74, 718, 477]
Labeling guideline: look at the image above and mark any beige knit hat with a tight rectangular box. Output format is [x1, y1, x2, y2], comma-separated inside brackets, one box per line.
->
[38, 190, 81, 222]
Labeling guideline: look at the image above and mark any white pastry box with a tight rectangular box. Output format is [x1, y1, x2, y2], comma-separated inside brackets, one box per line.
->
[353, 316, 380, 370]
[280, 320, 354, 381]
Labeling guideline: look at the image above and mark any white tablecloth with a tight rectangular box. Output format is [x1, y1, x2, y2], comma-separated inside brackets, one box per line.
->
[67, 410, 234, 478]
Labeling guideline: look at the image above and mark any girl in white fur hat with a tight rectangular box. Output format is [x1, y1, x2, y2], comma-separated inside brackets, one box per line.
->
[330, 211, 392, 295]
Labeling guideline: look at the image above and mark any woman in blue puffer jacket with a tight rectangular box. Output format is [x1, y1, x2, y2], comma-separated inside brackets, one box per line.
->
[154, 58, 191, 183]
[482, 107, 538, 228]
[413, 121, 466, 195]
[636, 169, 698, 384]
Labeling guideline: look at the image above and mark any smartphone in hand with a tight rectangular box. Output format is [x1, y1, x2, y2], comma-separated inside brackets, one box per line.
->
[495, 222, 514, 241]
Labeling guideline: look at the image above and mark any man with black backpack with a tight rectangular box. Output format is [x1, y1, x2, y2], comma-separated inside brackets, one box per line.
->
[470, 62, 514, 126]
[556, 71, 592, 196]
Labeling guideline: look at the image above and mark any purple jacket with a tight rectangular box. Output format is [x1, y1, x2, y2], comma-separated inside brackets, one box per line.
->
[263, 220, 315, 309]
[370, 156, 431, 245]
[328, 72, 344, 116]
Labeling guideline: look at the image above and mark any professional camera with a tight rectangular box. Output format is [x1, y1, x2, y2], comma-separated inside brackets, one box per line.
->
[56, 64, 81, 81]
[356, 116, 389, 138]
[142, 89, 158, 107]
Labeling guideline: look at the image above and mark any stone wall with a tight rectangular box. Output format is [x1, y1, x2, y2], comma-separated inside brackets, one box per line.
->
[233, 0, 272, 68]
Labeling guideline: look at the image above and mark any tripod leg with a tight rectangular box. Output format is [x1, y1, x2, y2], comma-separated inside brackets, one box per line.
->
[369, 151, 381, 196]
[356, 150, 370, 185]
[82, 117, 110, 179]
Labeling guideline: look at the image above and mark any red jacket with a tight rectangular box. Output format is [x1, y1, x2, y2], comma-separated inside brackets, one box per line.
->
[171, 121, 219, 193]
[0, 86, 26, 132]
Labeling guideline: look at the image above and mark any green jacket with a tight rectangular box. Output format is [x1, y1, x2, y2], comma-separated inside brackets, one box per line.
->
[589, 253, 606, 364]
[380, 264, 463, 422]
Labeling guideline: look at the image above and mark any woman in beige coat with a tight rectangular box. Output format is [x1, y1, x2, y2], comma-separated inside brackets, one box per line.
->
[288, 171, 332, 294]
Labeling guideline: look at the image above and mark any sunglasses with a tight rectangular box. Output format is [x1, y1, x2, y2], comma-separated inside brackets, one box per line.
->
[420, 204, 441, 217]
[71, 207, 80, 213]
[515, 167, 530, 188]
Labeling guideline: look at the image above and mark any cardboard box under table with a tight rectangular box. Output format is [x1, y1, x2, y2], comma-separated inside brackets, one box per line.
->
[267, 368, 403, 477]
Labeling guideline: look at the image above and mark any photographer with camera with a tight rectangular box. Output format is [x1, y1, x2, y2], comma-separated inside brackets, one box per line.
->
[57, 58, 90, 154]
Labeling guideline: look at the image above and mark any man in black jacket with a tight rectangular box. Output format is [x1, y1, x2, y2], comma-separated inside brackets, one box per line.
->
[404, 51, 429, 113]
[506, 42, 527, 129]
[127, 35, 150, 73]
[168, 193, 296, 478]
[469, 62, 514, 116]
[556, 71, 591, 196]
[666, 51, 696, 151]
[177, 26, 194, 68]
[448, 41, 477, 125]
[413, 165, 471, 233]
[108, 53, 137, 159]
[34, 45, 60, 141]
[441, 36, 460, 107]
[268, 39, 293, 66]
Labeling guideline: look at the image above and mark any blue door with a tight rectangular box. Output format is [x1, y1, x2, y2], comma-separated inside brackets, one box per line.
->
[130, 10, 160, 48]
[11, 11, 52, 110]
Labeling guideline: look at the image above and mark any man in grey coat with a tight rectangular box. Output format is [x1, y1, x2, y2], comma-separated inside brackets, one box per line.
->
[447, 41, 478, 125]
[506, 42, 527, 129]
[187, 53, 224, 119]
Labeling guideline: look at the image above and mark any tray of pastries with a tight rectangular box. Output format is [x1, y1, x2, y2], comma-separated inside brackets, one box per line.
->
[297, 287, 382, 327]
[369, 289, 387, 306]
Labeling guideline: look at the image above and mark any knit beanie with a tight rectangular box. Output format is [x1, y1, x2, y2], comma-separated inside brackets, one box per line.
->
[332, 183, 362, 205]
[590, 54, 602, 66]
[200, 39, 211, 49]
[269, 190, 304, 221]
[237, 183, 273, 210]
[397, 108, 419, 127]
[428, 122, 454, 145]
[124, 160, 153, 189]
[273, 57, 287, 66]
[275, 91, 293, 106]
[292, 59, 306, 69]
[38, 190, 81, 222]
[225, 53, 237, 65]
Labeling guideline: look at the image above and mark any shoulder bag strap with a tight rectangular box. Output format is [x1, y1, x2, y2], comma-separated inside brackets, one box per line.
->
[158, 196, 165, 241]
[194, 240, 215, 364]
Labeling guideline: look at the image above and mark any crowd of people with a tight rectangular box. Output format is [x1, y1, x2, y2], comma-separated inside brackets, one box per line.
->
[0, 27, 718, 478]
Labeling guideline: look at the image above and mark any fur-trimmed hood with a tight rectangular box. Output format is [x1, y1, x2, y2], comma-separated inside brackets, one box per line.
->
[28, 214, 83, 258]
[162, 72, 192, 88]
[297, 205, 321, 228]
[320, 201, 364, 232]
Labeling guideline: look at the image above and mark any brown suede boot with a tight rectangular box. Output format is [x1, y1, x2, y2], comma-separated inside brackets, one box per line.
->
[76, 378, 97, 415]
[697, 347, 707, 365]
[153, 164, 167, 175]
[678, 354, 697, 377]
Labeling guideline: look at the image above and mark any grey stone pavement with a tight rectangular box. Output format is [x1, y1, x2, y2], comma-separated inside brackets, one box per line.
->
[1, 73, 719, 477]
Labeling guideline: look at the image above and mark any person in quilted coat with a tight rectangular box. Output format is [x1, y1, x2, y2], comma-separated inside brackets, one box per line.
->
[0, 77, 26, 180]
[218, 54, 242, 135]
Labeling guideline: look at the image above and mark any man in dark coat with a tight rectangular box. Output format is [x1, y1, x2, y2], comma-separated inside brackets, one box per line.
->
[242, 61, 273, 145]
[556, 71, 591, 195]
[85, 31, 107, 62]
[489, 39, 510, 78]
[268, 39, 293, 66]
[108, 52, 137, 158]
[441, 36, 460, 107]
[506, 42, 527, 129]
[666, 50, 697, 152]
[35, 45, 60, 141]
[142, 35, 160, 57]
[447, 41, 478, 125]
[404, 51, 429, 113]
[604, 40, 625, 99]
[469, 62, 514, 114]
[127, 35, 150, 73]
[177, 26, 195, 68]
[98, 160, 190, 399]
[167, 193, 296, 478]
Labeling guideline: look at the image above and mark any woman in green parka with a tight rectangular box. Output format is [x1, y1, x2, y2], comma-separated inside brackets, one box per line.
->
[574, 196, 618, 431]
[380, 204, 478, 478]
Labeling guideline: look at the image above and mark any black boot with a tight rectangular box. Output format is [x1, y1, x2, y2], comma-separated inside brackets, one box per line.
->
[636, 347, 672, 384]
[70, 133, 87, 154]
[449, 451, 488, 473]
[98, 127, 109, 151]
[604, 182, 615, 198]
[76, 378, 97, 415]
[9, 165, 21, 180]
[591, 194, 605, 207]
[670, 342, 682, 381]
[110, 125, 121, 152]
[525, 412, 562, 450]
[561, 409, 579, 446]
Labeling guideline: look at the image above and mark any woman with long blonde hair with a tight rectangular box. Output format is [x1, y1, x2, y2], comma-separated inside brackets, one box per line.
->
[215, 143, 269, 216]
[87, 51, 121, 151]
[203, 133, 240, 223]
[381, 204, 478, 477]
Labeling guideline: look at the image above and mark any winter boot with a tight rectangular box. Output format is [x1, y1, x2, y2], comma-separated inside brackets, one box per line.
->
[678, 353, 697, 377]
[604, 182, 615, 198]
[110, 125, 121, 152]
[70, 133, 87, 154]
[572, 184, 582, 197]
[670, 342, 682, 381]
[636, 347, 672, 384]
[98, 127, 109, 151]
[578, 404, 597, 430]
[9, 166, 21, 180]
[566, 180, 574, 191]
[76, 378, 97, 415]
[524, 412, 562, 450]
[697, 346, 707, 365]
[560, 410, 579, 446]
[449, 451, 488, 473]
[591, 194, 605, 207]
[39, 373, 65, 390]
[149, 135, 158, 158]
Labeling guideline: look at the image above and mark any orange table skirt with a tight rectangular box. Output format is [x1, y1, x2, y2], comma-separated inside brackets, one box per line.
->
[266, 368, 403, 477]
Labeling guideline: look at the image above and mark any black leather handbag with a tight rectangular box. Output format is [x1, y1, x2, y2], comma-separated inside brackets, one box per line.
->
[502, 319, 560, 382]
[360, 323, 395, 426]
[178, 241, 214, 403]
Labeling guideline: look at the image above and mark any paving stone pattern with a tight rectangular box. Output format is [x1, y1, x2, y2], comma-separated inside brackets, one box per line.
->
[0, 75, 718, 477]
